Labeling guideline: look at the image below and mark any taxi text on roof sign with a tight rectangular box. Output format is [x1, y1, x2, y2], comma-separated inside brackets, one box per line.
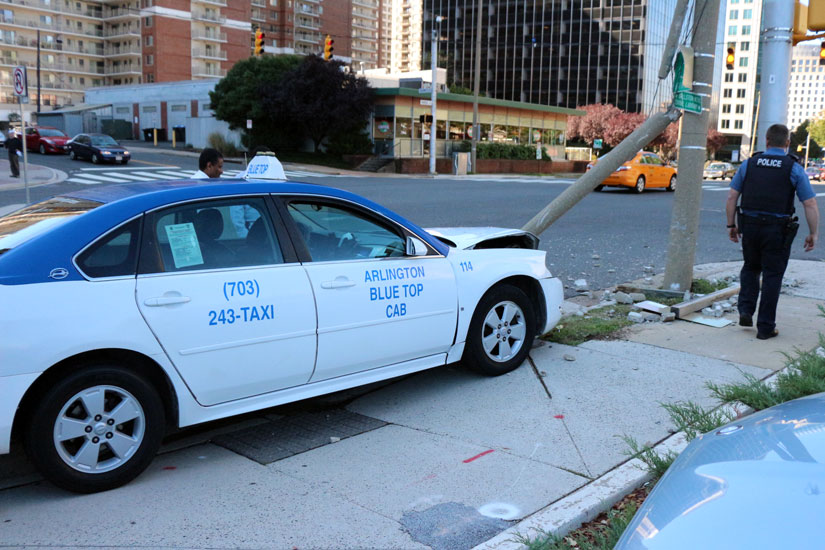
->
[243, 153, 286, 181]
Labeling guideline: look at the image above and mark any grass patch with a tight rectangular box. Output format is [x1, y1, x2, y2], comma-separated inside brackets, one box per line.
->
[543, 305, 634, 346]
[661, 401, 736, 442]
[690, 278, 730, 295]
[621, 435, 680, 480]
[517, 495, 643, 550]
[707, 334, 825, 411]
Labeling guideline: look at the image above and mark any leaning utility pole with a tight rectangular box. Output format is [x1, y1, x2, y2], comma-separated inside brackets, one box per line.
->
[662, 0, 723, 292]
[470, 0, 482, 172]
[755, 0, 794, 152]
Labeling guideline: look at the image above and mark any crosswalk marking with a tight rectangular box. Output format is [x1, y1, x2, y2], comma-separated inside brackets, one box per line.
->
[102, 172, 161, 181]
[155, 170, 195, 179]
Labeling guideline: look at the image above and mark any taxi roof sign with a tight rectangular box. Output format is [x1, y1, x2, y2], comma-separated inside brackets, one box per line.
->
[243, 153, 286, 181]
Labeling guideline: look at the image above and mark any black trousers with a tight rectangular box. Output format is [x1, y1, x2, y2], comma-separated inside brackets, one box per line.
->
[8, 151, 19, 177]
[738, 215, 796, 335]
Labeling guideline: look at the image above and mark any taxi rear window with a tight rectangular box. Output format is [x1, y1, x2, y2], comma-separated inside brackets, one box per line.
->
[0, 197, 102, 255]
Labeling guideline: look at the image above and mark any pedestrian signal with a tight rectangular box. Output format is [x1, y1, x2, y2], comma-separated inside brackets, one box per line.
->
[324, 35, 334, 60]
[820, 41, 825, 66]
[254, 29, 265, 56]
[725, 46, 735, 70]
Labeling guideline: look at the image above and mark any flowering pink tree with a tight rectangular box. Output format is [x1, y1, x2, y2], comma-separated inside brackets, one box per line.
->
[603, 112, 646, 146]
[566, 104, 623, 146]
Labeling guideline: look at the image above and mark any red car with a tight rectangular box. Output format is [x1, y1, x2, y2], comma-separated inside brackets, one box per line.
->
[22, 126, 71, 154]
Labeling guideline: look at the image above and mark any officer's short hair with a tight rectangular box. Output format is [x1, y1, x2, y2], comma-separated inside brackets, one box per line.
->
[765, 124, 790, 147]
[199, 148, 223, 170]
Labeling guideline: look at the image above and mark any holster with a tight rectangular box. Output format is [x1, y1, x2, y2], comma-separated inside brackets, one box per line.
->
[783, 216, 800, 249]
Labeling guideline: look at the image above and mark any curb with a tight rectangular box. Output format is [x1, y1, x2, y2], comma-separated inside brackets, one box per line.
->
[0, 165, 68, 191]
[472, 353, 792, 550]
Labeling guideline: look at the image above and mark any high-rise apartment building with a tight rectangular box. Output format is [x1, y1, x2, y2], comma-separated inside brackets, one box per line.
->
[423, 0, 677, 113]
[788, 42, 825, 130]
[263, 0, 382, 71]
[0, 0, 252, 118]
[716, 0, 762, 160]
[388, 0, 422, 73]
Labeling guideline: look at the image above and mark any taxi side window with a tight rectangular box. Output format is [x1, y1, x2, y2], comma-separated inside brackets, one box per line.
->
[76, 218, 141, 278]
[287, 201, 406, 262]
[142, 198, 283, 273]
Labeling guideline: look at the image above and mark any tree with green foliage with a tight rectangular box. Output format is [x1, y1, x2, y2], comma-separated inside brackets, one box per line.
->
[260, 57, 373, 152]
[803, 118, 825, 158]
[209, 55, 303, 149]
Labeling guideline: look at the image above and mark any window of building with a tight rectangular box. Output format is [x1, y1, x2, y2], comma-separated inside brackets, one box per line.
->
[145, 16, 152, 27]
[735, 104, 745, 114]
[734, 120, 743, 129]
[725, 73, 734, 82]
[742, 25, 751, 35]
[729, 10, 738, 19]
[722, 120, 731, 129]
[743, 8, 752, 18]
[722, 104, 731, 113]
[145, 54, 153, 65]
[145, 35, 153, 47]
[146, 73, 154, 83]
[741, 41, 749, 51]
[737, 89, 746, 98]
[738, 73, 747, 82]
[724, 89, 733, 98]
[739, 57, 748, 67]
[728, 25, 737, 35]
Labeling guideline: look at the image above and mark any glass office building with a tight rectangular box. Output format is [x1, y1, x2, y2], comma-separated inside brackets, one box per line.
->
[424, 0, 678, 113]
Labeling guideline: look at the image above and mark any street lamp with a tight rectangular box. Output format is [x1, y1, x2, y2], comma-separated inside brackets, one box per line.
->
[429, 15, 443, 176]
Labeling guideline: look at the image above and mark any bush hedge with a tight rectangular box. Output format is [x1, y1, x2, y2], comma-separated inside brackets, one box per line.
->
[453, 140, 551, 161]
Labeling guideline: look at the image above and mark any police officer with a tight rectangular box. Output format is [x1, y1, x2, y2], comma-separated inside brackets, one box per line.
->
[725, 124, 820, 340]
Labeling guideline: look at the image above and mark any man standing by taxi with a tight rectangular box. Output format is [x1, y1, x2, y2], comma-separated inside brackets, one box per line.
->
[192, 148, 223, 179]
[725, 124, 819, 340]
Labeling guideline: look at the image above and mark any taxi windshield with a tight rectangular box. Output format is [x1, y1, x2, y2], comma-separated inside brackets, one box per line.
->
[0, 197, 102, 255]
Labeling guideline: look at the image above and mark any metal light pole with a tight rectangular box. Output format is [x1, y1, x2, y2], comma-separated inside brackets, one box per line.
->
[755, 0, 794, 152]
[805, 131, 810, 168]
[663, 0, 723, 292]
[470, 0, 482, 173]
[429, 15, 442, 176]
[36, 29, 41, 113]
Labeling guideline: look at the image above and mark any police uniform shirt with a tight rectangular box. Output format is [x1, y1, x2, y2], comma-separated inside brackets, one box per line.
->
[730, 147, 815, 217]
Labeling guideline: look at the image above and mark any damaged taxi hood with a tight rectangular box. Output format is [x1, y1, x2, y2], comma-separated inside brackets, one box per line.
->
[425, 227, 535, 250]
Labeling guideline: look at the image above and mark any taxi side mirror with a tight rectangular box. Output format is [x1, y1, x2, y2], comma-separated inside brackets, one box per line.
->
[406, 236, 428, 257]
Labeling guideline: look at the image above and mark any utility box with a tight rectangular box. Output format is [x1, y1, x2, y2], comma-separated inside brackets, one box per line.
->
[453, 152, 470, 175]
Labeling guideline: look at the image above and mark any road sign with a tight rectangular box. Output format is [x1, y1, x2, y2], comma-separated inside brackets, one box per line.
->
[673, 46, 694, 93]
[674, 91, 702, 114]
[246, 119, 252, 129]
[593, 138, 603, 149]
[13, 66, 28, 97]
[420, 99, 432, 106]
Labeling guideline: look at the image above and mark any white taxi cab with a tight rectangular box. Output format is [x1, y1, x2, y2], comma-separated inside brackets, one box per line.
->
[0, 155, 562, 493]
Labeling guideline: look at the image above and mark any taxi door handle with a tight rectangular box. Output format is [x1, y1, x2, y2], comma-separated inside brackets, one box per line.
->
[320, 278, 356, 289]
[144, 296, 191, 307]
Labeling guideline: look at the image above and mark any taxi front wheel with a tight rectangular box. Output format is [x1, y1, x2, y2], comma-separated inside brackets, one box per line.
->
[24, 365, 165, 494]
[464, 284, 536, 376]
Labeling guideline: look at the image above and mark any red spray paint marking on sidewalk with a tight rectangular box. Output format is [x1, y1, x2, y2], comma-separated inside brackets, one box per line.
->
[463, 449, 494, 463]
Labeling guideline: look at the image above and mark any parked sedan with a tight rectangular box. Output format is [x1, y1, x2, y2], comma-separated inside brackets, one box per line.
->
[804, 165, 823, 181]
[21, 126, 71, 154]
[615, 392, 825, 549]
[587, 152, 677, 193]
[703, 162, 736, 180]
[68, 133, 131, 164]
[0, 155, 563, 494]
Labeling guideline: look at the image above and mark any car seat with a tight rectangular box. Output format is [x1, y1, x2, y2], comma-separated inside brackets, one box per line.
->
[194, 208, 234, 267]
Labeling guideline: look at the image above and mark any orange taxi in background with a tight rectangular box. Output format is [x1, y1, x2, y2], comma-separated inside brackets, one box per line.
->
[587, 151, 677, 193]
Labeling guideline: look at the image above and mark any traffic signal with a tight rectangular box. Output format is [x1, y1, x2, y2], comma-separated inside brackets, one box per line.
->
[323, 34, 334, 60]
[820, 41, 825, 66]
[725, 46, 735, 70]
[254, 28, 265, 56]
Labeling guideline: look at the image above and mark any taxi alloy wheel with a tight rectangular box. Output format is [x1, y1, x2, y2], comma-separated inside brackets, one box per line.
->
[667, 175, 676, 192]
[25, 365, 165, 494]
[633, 175, 646, 194]
[465, 284, 535, 376]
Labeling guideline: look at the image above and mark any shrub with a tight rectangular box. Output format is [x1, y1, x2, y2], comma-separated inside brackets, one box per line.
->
[326, 128, 373, 156]
[207, 132, 242, 157]
[453, 141, 551, 160]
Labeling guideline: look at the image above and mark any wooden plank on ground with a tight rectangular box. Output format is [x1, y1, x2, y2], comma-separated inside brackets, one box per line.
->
[671, 285, 741, 319]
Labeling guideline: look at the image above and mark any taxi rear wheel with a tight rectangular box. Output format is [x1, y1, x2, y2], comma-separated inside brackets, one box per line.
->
[24, 365, 165, 494]
[464, 284, 536, 376]
[633, 176, 646, 194]
[667, 175, 676, 192]
[594, 185, 604, 192]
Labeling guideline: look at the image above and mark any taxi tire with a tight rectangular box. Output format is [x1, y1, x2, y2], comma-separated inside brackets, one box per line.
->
[594, 185, 604, 192]
[464, 284, 536, 377]
[633, 176, 646, 194]
[24, 365, 165, 494]
[667, 175, 676, 192]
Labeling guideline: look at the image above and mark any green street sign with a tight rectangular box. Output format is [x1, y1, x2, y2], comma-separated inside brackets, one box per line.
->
[674, 91, 702, 114]
[673, 46, 694, 93]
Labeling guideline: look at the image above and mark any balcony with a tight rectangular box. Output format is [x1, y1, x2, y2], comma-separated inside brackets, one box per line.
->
[352, 8, 377, 20]
[192, 63, 226, 78]
[104, 44, 141, 56]
[103, 7, 140, 21]
[295, 19, 320, 31]
[297, 5, 320, 17]
[0, 36, 104, 56]
[251, 0, 265, 6]
[352, 0, 379, 7]
[192, 0, 228, 6]
[251, 10, 265, 21]
[192, 47, 227, 61]
[294, 33, 321, 45]
[0, 0, 103, 20]
[0, 14, 104, 37]
[192, 31, 228, 43]
[352, 21, 378, 32]
[105, 64, 141, 76]
[192, 10, 226, 24]
[103, 26, 141, 38]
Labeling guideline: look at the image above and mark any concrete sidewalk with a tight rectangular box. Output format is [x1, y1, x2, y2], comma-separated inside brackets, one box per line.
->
[0, 159, 66, 190]
[0, 260, 822, 549]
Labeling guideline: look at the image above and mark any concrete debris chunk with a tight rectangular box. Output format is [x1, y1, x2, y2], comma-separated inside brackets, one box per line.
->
[574, 279, 589, 292]
[641, 312, 661, 322]
[643, 265, 654, 273]
[635, 300, 671, 315]
[629, 292, 647, 303]
[627, 311, 645, 323]
[662, 312, 676, 322]
[607, 268, 616, 273]
[563, 354, 576, 362]
[591, 254, 601, 260]
[614, 291, 633, 304]
[329, 437, 341, 443]
[602, 290, 613, 301]
[730, 294, 739, 305]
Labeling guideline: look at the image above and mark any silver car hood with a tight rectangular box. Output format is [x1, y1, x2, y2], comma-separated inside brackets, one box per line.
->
[615, 392, 825, 549]
[425, 227, 536, 250]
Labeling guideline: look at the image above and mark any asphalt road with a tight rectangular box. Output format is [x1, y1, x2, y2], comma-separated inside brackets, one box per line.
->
[3, 146, 823, 295]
